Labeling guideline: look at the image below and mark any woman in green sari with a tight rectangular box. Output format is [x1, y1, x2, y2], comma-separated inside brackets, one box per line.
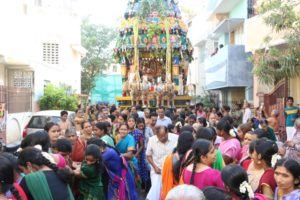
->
[74, 144, 105, 200]
[18, 147, 74, 200]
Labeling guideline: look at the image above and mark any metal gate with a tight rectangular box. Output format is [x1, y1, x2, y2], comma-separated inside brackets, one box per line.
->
[264, 80, 288, 141]
[5, 69, 34, 113]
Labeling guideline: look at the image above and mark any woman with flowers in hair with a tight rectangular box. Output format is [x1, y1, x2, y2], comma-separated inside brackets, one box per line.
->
[221, 164, 267, 200]
[242, 138, 279, 200]
[216, 117, 241, 164]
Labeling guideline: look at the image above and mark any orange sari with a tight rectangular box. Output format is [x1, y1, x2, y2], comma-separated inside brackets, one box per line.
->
[161, 154, 179, 200]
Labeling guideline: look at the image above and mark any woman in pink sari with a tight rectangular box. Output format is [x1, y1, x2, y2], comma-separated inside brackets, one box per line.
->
[216, 117, 241, 164]
[181, 139, 223, 189]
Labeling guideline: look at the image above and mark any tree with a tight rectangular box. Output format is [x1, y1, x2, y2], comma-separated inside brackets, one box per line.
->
[252, 0, 300, 85]
[81, 18, 117, 94]
[39, 84, 78, 111]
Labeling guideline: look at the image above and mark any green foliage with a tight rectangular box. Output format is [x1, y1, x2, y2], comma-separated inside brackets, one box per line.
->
[81, 18, 117, 94]
[252, 0, 300, 85]
[39, 84, 78, 111]
[192, 91, 217, 108]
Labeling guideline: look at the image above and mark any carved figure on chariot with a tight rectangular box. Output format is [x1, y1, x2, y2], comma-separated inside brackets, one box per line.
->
[122, 77, 130, 96]
[140, 75, 151, 108]
[164, 75, 176, 108]
[155, 77, 164, 107]
[129, 73, 141, 106]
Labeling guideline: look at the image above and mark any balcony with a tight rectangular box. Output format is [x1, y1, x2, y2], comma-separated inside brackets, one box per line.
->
[213, 18, 244, 36]
[207, 0, 241, 18]
[204, 44, 252, 90]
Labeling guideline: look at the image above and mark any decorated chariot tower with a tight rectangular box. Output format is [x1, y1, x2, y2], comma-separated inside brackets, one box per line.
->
[114, 0, 193, 108]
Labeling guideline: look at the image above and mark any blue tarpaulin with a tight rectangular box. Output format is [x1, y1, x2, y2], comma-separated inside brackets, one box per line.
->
[91, 74, 122, 105]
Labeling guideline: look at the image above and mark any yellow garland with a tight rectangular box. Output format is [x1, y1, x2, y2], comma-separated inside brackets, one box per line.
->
[133, 17, 140, 82]
[165, 19, 171, 81]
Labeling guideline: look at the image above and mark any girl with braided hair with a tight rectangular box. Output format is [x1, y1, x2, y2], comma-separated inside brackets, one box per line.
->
[181, 139, 223, 190]
[1, 153, 25, 200]
[221, 164, 267, 200]
[17, 147, 74, 200]
[0, 155, 26, 200]
[160, 131, 195, 200]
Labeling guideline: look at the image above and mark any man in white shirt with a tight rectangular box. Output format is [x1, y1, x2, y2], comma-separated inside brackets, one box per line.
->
[155, 106, 172, 127]
[146, 126, 178, 200]
[243, 102, 252, 123]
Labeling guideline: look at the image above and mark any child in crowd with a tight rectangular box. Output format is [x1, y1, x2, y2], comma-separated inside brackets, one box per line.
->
[75, 144, 105, 200]
[52, 138, 72, 168]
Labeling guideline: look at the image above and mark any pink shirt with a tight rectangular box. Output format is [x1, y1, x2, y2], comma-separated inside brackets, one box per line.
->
[56, 153, 66, 168]
[219, 138, 241, 160]
[197, 111, 206, 118]
[182, 167, 224, 190]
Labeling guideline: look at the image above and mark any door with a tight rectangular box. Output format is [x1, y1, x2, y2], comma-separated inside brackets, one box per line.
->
[7, 69, 33, 113]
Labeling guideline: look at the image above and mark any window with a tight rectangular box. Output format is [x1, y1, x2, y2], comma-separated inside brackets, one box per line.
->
[248, 0, 256, 18]
[11, 71, 33, 88]
[43, 43, 59, 65]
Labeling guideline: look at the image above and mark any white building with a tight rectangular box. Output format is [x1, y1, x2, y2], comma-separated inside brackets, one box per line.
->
[0, 0, 85, 147]
[0, 0, 85, 113]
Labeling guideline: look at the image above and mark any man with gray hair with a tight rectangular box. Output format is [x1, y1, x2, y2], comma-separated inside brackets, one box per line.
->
[285, 118, 300, 164]
[166, 184, 206, 200]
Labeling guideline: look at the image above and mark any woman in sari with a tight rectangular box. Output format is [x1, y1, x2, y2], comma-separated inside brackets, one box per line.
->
[127, 117, 149, 188]
[20, 131, 66, 169]
[18, 147, 74, 200]
[222, 164, 268, 200]
[88, 138, 138, 200]
[180, 139, 224, 190]
[242, 138, 278, 200]
[74, 144, 105, 200]
[161, 131, 194, 200]
[80, 121, 94, 142]
[94, 122, 115, 147]
[115, 123, 140, 187]
[195, 127, 225, 171]
[274, 159, 300, 200]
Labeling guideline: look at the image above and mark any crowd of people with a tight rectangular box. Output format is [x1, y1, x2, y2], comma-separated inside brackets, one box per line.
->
[0, 97, 300, 200]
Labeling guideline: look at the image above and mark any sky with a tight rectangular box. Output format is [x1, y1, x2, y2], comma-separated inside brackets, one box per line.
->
[77, 0, 207, 27]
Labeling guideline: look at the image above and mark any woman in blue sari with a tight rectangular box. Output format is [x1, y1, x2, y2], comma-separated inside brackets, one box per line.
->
[87, 138, 138, 200]
[128, 117, 149, 189]
[116, 123, 141, 187]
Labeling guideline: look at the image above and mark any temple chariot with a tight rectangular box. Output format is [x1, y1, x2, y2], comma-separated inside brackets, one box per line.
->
[114, 0, 194, 108]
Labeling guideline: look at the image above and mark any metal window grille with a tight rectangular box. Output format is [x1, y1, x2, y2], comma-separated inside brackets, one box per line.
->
[247, 0, 256, 18]
[43, 43, 59, 65]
